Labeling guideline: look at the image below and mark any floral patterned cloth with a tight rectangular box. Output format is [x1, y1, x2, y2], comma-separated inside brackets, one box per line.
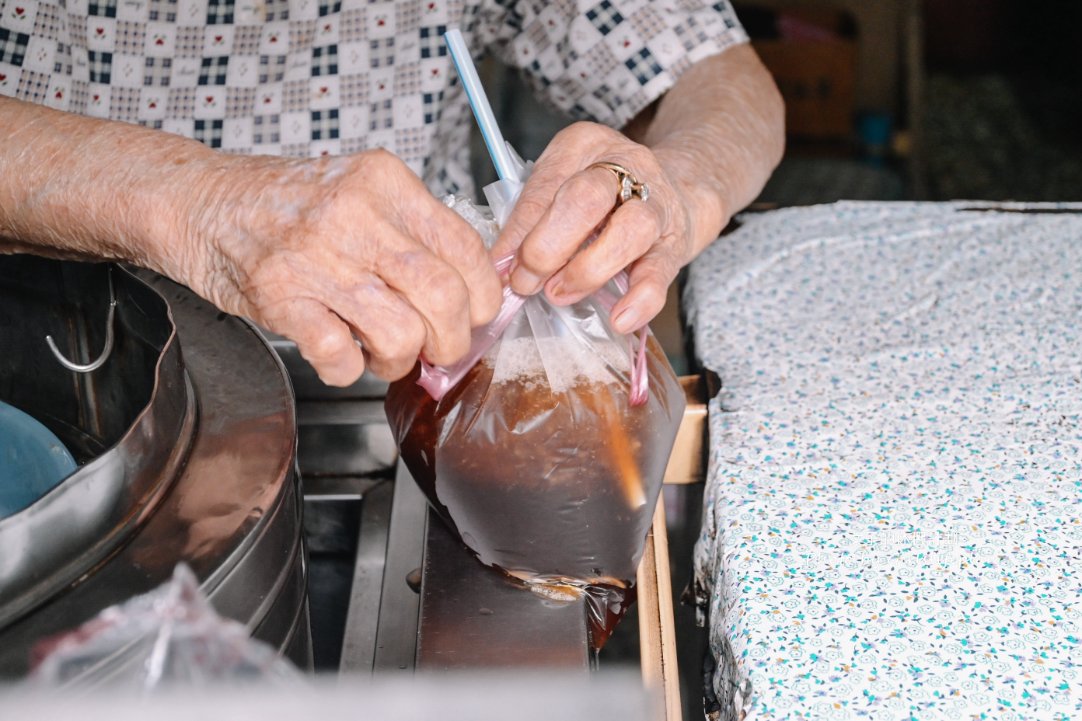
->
[688, 202, 1082, 720]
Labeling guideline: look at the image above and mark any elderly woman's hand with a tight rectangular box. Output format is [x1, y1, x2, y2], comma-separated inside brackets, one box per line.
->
[178, 150, 502, 386]
[492, 46, 786, 336]
[1, 97, 505, 388]
[492, 121, 698, 335]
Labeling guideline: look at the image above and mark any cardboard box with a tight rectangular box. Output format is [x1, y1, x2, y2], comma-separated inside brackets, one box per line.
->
[754, 37, 858, 140]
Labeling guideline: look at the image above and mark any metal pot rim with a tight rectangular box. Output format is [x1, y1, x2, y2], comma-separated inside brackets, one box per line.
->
[0, 264, 196, 630]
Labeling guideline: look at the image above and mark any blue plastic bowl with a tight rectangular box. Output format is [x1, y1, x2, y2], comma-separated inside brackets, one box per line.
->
[0, 400, 78, 520]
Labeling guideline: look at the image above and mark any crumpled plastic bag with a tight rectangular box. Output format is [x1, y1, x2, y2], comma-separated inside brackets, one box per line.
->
[385, 173, 685, 647]
[32, 564, 303, 689]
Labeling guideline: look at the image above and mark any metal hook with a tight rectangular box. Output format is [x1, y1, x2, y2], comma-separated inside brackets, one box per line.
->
[46, 269, 117, 373]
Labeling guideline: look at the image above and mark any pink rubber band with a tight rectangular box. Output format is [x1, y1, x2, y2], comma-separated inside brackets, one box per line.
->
[417, 254, 525, 401]
[417, 260, 650, 405]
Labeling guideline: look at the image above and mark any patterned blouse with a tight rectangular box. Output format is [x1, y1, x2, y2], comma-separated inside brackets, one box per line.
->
[0, 0, 747, 196]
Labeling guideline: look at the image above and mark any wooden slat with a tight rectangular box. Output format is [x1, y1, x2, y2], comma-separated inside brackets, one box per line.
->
[637, 493, 682, 721]
[637, 372, 712, 717]
[663, 375, 709, 485]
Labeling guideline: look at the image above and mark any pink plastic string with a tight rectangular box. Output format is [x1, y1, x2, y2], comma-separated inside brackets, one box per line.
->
[418, 254, 525, 401]
[629, 330, 649, 407]
[417, 259, 650, 405]
[598, 271, 650, 407]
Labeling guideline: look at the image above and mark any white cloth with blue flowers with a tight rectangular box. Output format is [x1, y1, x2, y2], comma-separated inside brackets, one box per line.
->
[689, 202, 1082, 721]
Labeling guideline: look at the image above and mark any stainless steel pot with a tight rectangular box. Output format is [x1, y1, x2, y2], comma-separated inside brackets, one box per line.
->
[0, 256, 310, 678]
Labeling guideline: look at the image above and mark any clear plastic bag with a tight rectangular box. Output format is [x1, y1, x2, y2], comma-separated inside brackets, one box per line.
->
[31, 564, 303, 689]
[385, 191, 685, 647]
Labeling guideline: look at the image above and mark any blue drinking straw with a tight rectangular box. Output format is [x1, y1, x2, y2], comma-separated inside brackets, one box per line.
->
[444, 28, 520, 183]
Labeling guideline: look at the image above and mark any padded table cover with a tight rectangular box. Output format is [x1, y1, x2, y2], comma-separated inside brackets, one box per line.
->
[688, 202, 1081, 720]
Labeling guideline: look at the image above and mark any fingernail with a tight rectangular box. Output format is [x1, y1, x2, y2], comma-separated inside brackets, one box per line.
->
[547, 280, 570, 304]
[611, 305, 641, 335]
[511, 266, 544, 295]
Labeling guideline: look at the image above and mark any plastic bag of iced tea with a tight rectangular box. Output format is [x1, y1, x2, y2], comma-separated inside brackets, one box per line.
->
[385, 192, 685, 646]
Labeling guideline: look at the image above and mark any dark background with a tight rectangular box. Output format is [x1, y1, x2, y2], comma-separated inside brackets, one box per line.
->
[475, 0, 1082, 205]
[917, 0, 1082, 201]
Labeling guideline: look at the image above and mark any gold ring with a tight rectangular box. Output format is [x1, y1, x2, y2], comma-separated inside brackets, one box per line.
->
[588, 161, 650, 204]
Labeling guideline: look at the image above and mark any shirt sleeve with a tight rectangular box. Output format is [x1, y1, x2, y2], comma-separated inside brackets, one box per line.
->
[480, 0, 749, 129]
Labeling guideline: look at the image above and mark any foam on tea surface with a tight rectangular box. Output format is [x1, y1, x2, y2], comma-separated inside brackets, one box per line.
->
[490, 336, 632, 392]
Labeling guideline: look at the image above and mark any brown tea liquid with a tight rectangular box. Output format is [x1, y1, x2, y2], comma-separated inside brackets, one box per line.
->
[386, 335, 682, 649]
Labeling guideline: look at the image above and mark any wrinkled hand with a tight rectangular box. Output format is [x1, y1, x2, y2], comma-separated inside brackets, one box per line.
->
[177, 150, 502, 386]
[493, 121, 697, 335]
